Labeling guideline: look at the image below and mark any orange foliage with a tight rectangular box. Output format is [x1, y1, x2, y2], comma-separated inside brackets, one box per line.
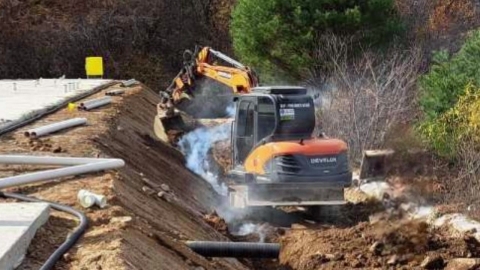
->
[428, 0, 476, 33]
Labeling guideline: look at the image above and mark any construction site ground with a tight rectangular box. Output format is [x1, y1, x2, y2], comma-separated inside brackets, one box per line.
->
[0, 82, 479, 270]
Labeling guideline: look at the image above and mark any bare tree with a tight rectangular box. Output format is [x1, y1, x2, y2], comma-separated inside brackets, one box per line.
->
[307, 34, 423, 164]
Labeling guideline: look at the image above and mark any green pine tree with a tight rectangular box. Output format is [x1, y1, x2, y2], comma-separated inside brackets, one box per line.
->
[230, 0, 404, 82]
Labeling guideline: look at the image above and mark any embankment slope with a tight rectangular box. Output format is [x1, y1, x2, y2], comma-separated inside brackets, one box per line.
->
[96, 87, 248, 269]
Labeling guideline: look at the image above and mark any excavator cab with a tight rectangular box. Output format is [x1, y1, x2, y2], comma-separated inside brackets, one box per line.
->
[231, 87, 315, 168]
[227, 86, 353, 209]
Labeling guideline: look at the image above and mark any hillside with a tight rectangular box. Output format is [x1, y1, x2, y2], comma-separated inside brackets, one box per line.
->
[0, 0, 235, 90]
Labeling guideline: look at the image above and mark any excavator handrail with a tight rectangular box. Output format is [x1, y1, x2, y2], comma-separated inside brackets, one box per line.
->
[207, 48, 247, 70]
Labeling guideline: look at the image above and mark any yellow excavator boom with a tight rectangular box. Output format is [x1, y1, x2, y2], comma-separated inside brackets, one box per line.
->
[158, 46, 259, 114]
[154, 45, 259, 142]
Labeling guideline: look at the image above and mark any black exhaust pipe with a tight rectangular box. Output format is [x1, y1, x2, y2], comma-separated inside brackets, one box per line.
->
[186, 241, 280, 258]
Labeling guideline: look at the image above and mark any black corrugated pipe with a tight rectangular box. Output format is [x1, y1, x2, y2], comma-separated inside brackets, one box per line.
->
[0, 192, 88, 270]
[186, 241, 280, 258]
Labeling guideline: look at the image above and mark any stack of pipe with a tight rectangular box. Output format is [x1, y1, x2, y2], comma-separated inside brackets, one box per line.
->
[24, 118, 87, 138]
[78, 97, 112, 111]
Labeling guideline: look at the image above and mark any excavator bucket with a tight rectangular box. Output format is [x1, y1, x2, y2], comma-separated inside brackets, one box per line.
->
[153, 103, 198, 144]
[358, 149, 395, 182]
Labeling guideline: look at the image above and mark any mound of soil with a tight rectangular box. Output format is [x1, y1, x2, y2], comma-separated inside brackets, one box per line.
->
[279, 217, 480, 270]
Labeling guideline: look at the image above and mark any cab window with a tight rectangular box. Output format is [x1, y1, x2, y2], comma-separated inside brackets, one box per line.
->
[257, 97, 276, 140]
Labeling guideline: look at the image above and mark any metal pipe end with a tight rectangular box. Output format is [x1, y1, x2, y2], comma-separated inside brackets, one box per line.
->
[30, 132, 37, 138]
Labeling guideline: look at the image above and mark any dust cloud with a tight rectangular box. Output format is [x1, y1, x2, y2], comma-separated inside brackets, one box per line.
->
[177, 122, 231, 195]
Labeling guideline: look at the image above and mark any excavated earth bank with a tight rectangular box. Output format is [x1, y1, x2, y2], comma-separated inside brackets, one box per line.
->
[93, 86, 251, 269]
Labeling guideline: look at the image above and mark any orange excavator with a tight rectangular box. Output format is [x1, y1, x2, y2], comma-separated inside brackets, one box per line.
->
[226, 86, 352, 214]
[154, 46, 390, 218]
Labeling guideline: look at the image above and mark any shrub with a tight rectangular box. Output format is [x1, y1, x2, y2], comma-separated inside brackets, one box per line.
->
[0, 0, 235, 90]
[418, 83, 480, 157]
[418, 29, 480, 121]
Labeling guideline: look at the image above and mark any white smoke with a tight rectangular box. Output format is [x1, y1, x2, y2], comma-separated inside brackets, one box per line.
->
[359, 180, 437, 222]
[236, 223, 258, 235]
[359, 181, 392, 200]
[225, 103, 236, 118]
[230, 222, 268, 242]
[177, 122, 231, 196]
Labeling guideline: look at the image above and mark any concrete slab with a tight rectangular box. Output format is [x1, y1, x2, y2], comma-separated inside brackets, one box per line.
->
[0, 78, 113, 124]
[0, 203, 50, 270]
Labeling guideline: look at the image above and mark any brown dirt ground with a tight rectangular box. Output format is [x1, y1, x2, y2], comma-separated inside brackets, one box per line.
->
[272, 180, 480, 270]
[0, 83, 250, 270]
[3, 81, 480, 270]
[206, 130, 480, 269]
[279, 217, 480, 270]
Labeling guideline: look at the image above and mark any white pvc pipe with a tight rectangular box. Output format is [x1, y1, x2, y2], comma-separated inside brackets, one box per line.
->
[121, 79, 138, 87]
[0, 155, 121, 166]
[0, 159, 125, 189]
[25, 118, 87, 138]
[77, 189, 107, 208]
[105, 89, 125, 96]
[79, 97, 110, 107]
[82, 97, 112, 111]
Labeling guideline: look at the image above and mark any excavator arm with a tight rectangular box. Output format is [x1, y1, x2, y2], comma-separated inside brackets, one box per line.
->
[154, 46, 259, 142]
[159, 46, 259, 114]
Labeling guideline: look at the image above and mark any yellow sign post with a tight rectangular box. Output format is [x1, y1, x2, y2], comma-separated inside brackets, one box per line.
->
[85, 57, 104, 78]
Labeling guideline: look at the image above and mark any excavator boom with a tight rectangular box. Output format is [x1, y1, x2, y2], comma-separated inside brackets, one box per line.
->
[207, 48, 247, 69]
[159, 46, 259, 114]
[154, 46, 259, 143]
